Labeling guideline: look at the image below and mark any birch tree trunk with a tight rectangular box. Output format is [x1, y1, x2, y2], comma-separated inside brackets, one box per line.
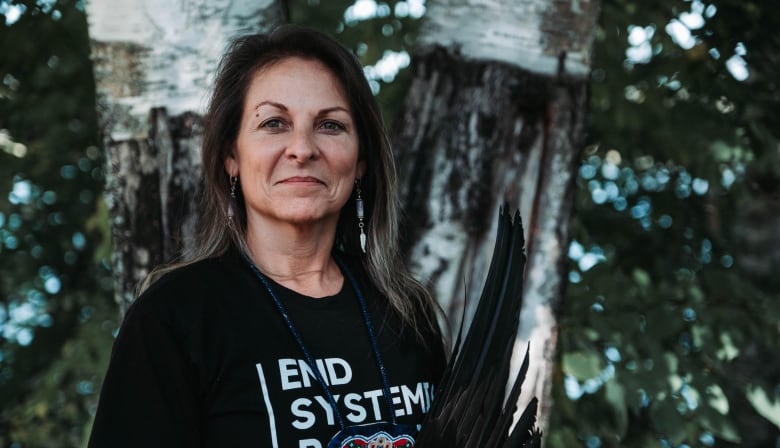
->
[86, 0, 285, 313]
[394, 0, 600, 435]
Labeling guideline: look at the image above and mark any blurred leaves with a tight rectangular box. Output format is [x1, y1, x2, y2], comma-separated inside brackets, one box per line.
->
[747, 385, 780, 429]
[1, 0, 115, 445]
[563, 351, 603, 381]
[551, 0, 780, 446]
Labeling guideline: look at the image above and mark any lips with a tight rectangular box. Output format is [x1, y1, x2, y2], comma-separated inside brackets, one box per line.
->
[277, 176, 325, 185]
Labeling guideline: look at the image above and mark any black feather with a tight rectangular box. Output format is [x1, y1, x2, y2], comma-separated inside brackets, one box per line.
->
[416, 206, 542, 447]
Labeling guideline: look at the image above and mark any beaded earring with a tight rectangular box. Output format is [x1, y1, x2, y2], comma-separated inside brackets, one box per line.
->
[227, 175, 238, 223]
[355, 179, 366, 253]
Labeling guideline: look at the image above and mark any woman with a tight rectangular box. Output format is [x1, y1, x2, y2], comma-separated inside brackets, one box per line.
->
[88, 25, 445, 448]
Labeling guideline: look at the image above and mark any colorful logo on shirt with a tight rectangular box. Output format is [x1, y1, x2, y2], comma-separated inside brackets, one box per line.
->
[328, 422, 416, 448]
[338, 431, 414, 447]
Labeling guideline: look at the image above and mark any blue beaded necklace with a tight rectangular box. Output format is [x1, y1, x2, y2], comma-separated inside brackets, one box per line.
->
[241, 252, 416, 447]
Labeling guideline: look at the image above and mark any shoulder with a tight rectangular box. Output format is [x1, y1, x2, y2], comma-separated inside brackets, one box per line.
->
[128, 252, 247, 321]
[113, 252, 259, 357]
[149, 254, 238, 290]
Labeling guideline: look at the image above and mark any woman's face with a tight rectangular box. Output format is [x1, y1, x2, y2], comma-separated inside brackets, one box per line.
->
[226, 57, 365, 231]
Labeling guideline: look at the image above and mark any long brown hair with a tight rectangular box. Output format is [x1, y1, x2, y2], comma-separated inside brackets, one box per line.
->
[143, 25, 440, 338]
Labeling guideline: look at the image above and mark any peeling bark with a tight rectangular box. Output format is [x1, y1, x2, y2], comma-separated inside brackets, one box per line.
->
[395, 0, 599, 437]
[418, 0, 599, 78]
[87, 0, 286, 312]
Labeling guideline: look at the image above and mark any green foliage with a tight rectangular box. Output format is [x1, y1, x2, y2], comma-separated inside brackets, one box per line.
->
[0, 295, 117, 447]
[549, 0, 780, 446]
[0, 0, 116, 445]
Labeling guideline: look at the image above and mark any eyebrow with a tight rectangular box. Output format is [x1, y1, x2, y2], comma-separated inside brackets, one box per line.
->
[252, 101, 350, 116]
[253, 101, 286, 112]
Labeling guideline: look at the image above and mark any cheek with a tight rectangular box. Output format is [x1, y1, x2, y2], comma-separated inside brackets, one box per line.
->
[340, 159, 361, 179]
[236, 146, 274, 174]
[339, 139, 361, 173]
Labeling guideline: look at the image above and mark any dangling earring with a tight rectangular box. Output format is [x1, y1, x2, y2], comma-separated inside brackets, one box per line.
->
[227, 175, 238, 223]
[355, 179, 367, 253]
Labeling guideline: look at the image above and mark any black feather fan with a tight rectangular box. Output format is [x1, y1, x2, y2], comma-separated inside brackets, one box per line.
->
[416, 206, 542, 447]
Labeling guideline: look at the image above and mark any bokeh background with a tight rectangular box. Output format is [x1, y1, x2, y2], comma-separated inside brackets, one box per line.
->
[1, 0, 778, 446]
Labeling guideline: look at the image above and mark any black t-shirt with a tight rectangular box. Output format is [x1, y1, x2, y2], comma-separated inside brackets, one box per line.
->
[88, 251, 445, 448]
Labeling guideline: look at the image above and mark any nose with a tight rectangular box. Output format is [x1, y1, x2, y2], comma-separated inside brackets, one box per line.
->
[285, 127, 318, 163]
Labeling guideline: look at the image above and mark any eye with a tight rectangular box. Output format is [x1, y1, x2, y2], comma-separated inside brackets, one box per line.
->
[259, 118, 286, 130]
[320, 120, 346, 132]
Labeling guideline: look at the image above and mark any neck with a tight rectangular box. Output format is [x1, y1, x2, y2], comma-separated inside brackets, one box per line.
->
[245, 217, 343, 298]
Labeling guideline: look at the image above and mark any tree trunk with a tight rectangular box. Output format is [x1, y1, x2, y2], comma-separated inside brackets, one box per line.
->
[86, 0, 285, 313]
[394, 0, 600, 435]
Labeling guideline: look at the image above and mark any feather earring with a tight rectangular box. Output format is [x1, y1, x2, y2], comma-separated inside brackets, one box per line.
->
[355, 179, 366, 253]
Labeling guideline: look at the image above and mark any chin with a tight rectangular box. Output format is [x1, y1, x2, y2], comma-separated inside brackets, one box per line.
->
[249, 198, 345, 227]
[277, 206, 339, 225]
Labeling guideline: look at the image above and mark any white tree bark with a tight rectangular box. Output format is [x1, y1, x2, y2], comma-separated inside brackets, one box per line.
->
[86, 0, 285, 311]
[396, 0, 599, 437]
[87, 0, 284, 139]
[418, 0, 594, 77]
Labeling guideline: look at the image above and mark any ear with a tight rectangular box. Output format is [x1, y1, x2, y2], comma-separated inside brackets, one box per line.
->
[224, 149, 239, 177]
[356, 160, 366, 179]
